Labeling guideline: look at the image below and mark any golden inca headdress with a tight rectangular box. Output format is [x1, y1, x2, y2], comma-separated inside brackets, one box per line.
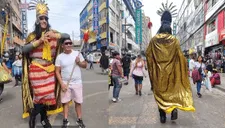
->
[157, 1, 177, 26]
[28, 0, 49, 24]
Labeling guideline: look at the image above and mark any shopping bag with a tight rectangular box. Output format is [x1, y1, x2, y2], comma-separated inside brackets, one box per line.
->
[118, 77, 128, 85]
[0, 65, 12, 84]
[204, 77, 212, 92]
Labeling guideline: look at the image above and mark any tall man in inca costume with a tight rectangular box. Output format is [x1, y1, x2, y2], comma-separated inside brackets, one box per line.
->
[146, 2, 195, 123]
[22, 0, 69, 127]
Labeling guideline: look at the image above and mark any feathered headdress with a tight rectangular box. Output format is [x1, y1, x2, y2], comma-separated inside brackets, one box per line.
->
[157, 1, 177, 25]
[28, 0, 49, 24]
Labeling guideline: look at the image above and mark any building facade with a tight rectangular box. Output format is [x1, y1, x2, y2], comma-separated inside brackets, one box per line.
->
[0, 0, 23, 54]
[108, 0, 140, 55]
[141, 13, 151, 53]
[79, 0, 108, 53]
[176, 0, 225, 61]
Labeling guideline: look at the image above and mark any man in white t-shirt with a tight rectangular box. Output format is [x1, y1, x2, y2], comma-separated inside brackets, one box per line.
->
[55, 35, 87, 128]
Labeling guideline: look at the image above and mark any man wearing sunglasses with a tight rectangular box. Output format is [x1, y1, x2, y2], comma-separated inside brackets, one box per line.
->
[22, 1, 71, 127]
[55, 35, 87, 128]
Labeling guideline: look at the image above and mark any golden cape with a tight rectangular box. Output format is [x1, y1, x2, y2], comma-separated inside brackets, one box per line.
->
[22, 30, 64, 118]
[146, 33, 195, 113]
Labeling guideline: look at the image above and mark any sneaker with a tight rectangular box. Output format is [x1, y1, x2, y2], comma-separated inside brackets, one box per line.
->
[112, 98, 117, 102]
[41, 119, 52, 128]
[136, 92, 138, 95]
[76, 119, 86, 128]
[117, 98, 122, 102]
[197, 93, 202, 98]
[62, 119, 70, 128]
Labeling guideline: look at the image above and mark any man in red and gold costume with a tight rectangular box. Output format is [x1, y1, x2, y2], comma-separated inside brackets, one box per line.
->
[146, 3, 195, 124]
[22, 0, 69, 127]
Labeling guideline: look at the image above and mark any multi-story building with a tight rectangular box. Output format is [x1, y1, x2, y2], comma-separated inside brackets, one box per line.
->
[141, 13, 151, 53]
[0, 0, 23, 54]
[79, 0, 108, 53]
[175, 0, 204, 57]
[108, 0, 140, 55]
[175, 0, 225, 60]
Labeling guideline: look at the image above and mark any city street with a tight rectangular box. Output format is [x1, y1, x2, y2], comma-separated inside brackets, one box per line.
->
[0, 64, 108, 128]
[109, 71, 225, 128]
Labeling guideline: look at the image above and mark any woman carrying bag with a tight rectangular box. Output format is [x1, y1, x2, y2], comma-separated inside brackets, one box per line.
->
[192, 55, 206, 98]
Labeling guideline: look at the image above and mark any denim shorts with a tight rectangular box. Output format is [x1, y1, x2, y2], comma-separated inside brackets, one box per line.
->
[132, 74, 143, 85]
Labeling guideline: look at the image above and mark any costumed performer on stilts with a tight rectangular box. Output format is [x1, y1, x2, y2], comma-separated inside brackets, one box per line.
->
[145, 2, 195, 124]
[22, 0, 70, 127]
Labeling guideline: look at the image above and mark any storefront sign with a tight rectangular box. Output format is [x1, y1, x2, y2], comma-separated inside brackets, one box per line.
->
[135, 9, 142, 44]
[205, 30, 219, 48]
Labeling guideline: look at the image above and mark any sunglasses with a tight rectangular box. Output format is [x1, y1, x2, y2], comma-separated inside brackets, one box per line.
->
[39, 16, 48, 21]
[64, 42, 73, 45]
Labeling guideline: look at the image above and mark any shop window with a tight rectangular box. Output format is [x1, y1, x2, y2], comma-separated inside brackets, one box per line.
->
[208, 20, 216, 33]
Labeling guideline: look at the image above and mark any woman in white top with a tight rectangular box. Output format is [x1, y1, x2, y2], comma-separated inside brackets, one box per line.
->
[130, 55, 146, 96]
[194, 55, 206, 98]
[12, 55, 22, 86]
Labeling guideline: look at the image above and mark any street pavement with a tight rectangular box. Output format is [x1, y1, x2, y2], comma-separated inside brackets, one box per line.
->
[108, 70, 225, 128]
[0, 64, 108, 128]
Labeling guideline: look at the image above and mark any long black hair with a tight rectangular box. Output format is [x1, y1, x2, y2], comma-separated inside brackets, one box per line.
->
[158, 11, 172, 34]
[33, 20, 51, 40]
[158, 24, 172, 34]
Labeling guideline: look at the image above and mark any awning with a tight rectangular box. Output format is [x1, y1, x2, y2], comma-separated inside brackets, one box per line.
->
[13, 36, 24, 46]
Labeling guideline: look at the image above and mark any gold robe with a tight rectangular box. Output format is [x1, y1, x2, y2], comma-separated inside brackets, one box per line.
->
[22, 30, 64, 118]
[146, 33, 195, 113]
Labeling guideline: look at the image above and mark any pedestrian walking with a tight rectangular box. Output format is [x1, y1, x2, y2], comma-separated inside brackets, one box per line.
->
[21, 1, 69, 127]
[55, 35, 87, 128]
[100, 52, 109, 75]
[145, 9, 195, 123]
[89, 53, 94, 69]
[189, 55, 195, 77]
[111, 52, 124, 102]
[122, 53, 131, 85]
[12, 55, 22, 87]
[130, 55, 146, 96]
[193, 55, 206, 98]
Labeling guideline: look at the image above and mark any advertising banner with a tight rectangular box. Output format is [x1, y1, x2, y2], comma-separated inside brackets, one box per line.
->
[135, 9, 142, 44]
[93, 0, 100, 48]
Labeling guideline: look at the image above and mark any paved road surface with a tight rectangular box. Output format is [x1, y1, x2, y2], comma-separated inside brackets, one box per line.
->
[0, 64, 108, 128]
[108, 71, 225, 128]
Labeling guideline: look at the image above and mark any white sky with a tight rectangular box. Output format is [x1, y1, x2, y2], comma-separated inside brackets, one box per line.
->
[25, 0, 183, 39]
[142, 0, 183, 35]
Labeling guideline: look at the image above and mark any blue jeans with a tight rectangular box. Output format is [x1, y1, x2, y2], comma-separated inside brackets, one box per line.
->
[112, 76, 122, 99]
[196, 81, 201, 93]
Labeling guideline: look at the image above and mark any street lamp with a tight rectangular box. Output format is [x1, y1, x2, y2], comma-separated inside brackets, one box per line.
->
[122, 18, 133, 52]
